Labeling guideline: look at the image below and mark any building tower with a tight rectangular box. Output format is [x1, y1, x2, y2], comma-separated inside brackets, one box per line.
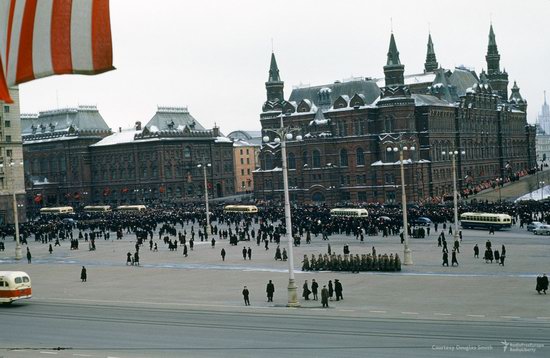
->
[485, 24, 509, 100]
[424, 33, 439, 73]
[509, 81, 527, 112]
[383, 33, 405, 87]
[538, 91, 550, 134]
[265, 52, 284, 102]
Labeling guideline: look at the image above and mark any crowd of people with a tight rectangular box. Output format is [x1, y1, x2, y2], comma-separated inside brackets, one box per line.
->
[1, 199, 549, 303]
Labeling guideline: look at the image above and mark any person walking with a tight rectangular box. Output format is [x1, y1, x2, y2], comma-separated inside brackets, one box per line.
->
[183, 243, 188, 257]
[242, 247, 247, 260]
[328, 280, 334, 300]
[80, 266, 87, 282]
[302, 280, 311, 300]
[247, 247, 252, 260]
[537, 275, 543, 294]
[499, 252, 505, 266]
[451, 249, 459, 266]
[26, 248, 32, 264]
[126, 252, 132, 265]
[211, 238, 216, 248]
[49, 244, 53, 254]
[266, 280, 275, 302]
[242, 286, 250, 305]
[473, 244, 479, 258]
[442, 251, 449, 266]
[221, 248, 226, 261]
[334, 279, 343, 301]
[311, 279, 319, 300]
[321, 285, 329, 308]
[189, 238, 194, 251]
[134, 251, 140, 266]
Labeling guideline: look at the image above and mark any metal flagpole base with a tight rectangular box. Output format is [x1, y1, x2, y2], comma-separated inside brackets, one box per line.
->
[287, 278, 300, 307]
[15, 244, 22, 260]
[403, 248, 413, 265]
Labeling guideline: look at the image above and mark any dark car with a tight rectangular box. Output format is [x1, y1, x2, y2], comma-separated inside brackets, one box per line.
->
[410, 217, 433, 226]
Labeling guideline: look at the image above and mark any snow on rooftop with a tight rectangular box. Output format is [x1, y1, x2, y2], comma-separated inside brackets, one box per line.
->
[92, 128, 141, 147]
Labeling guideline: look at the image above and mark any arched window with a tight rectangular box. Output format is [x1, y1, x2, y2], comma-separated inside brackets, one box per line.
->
[302, 151, 309, 167]
[312, 150, 321, 168]
[184, 146, 191, 158]
[288, 153, 296, 170]
[340, 149, 348, 167]
[356, 147, 365, 166]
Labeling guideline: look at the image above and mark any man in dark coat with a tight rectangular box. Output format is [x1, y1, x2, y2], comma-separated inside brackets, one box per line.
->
[334, 279, 343, 301]
[328, 280, 334, 300]
[242, 286, 250, 305]
[311, 279, 319, 300]
[26, 248, 32, 264]
[442, 251, 449, 266]
[451, 249, 458, 266]
[80, 266, 87, 282]
[473, 244, 479, 258]
[183, 244, 188, 257]
[221, 248, 226, 261]
[542, 274, 549, 294]
[242, 247, 247, 260]
[247, 247, 252, 260]
[266, 280, 275, 302]
[537, 275, 543, 294]
[321, 285, 329, 308]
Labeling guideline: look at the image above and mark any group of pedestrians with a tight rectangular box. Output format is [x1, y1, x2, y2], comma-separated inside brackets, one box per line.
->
[242, 279, 343, 308]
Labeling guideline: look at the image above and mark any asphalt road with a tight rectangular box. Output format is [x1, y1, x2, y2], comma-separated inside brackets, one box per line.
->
[1, 300, 549, 358]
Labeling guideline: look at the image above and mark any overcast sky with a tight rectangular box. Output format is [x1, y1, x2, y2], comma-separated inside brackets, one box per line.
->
[17, 0, 550, 133]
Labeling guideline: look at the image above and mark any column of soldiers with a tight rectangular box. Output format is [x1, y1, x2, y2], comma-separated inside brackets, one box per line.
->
[301, 252, 401, 272]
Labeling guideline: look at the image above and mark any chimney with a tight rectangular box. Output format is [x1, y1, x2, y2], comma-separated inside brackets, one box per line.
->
[118, 127, 122, 133]
[212, 126, 220, 137]
[135, 121, 142, 130]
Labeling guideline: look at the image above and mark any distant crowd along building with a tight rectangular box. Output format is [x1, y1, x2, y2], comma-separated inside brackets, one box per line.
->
[254, 26, 536, 205]
[21, 105, 234, 211]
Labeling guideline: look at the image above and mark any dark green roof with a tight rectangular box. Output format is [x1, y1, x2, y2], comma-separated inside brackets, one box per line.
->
[289, 79, 380, 107]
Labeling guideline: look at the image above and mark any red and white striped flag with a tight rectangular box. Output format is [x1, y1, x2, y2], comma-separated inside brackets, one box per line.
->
[0, 0, 114, 103]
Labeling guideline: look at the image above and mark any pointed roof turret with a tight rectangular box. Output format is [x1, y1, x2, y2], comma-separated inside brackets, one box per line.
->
[488, 24, 497, 49]
[264, 52, 285, 105]
[268, 52, 281, 82]
[383, 32, 405, 87]
[386, 33, 401, 66]
[509, 81, 524, 102]
[486, 24, 501, 75]
[424, 33, 439, 72]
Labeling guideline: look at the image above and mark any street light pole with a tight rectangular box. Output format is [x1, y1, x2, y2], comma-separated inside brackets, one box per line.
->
[263, 114, 302, 307]
[197, 163, 211, 235]
[443, 150, 465, 243]
[385, 139, 415, 265]
[540, 181, 545, 201]
[2, 160, 23, 260]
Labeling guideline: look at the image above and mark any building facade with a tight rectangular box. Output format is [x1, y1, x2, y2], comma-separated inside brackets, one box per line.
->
[0, 87, 26, 224]
[227, 131, 261, 193]
[254, 26, 536, 205]
[22, 106, 235, 209]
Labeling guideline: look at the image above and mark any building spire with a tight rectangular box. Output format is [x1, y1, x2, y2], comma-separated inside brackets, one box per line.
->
[486, 24, 500, 74]
[545, 90, 547, 105]
[268, 52, 281, 83]
[424, 33, 438, 72]
[383, 32, 405, 87]
[386, 33, 401, 66]
[265, 52, 284, 103]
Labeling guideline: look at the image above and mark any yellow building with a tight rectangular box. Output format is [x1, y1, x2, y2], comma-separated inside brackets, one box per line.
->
[228, 131, 261, 194]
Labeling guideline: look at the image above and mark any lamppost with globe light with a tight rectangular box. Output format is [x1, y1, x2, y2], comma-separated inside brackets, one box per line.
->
[384, 137, 415, 265]
[442, 150, 465, 242]
[197, 163, 211, 234]
[263, 114, 302, 307]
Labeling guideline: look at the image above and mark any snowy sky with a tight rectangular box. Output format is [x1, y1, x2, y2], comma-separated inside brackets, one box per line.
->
[16, 0, 550, 133]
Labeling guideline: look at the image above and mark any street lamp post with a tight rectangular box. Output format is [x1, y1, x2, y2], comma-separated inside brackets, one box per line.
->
[540, 181, 545, 201]
[263, 114, 302, 307]
[385, 142, 415, 265]
[442, 150, 465, 243]
[0, 159, 23, 260]
[197, 163, 211, 235]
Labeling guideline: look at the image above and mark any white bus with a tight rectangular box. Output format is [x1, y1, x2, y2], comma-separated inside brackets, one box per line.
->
[0, 271, 32, 304]
[330, 208, 369, 218]
[223, 205, 259, 214]
[460, 212, 512, 230]
[39, 206, 74, 215]
[116, 205, 147, 212]
[83, 205, 112, 213]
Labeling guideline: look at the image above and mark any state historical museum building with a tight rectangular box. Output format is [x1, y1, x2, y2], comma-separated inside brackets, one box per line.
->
[254, 26, 536, 204]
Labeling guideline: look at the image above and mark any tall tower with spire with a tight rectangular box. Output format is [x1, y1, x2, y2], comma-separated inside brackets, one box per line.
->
[424, 34, 438, 73]
[538, 91, 550, 134]
[383, 33, 405, 87]
[485, 24, 509, 100]
[265, 52, 284, 102]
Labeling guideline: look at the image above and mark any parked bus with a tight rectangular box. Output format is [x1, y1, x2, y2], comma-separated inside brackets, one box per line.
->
[460, 212, 512, 230]
[83, 205, 111, 213]
[0, 271, 32, 304]
[223, 205, 259, 214]
[39, 206, 74, 215]
[116, 205, 147, 212]
[330, 208, 369, 218]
